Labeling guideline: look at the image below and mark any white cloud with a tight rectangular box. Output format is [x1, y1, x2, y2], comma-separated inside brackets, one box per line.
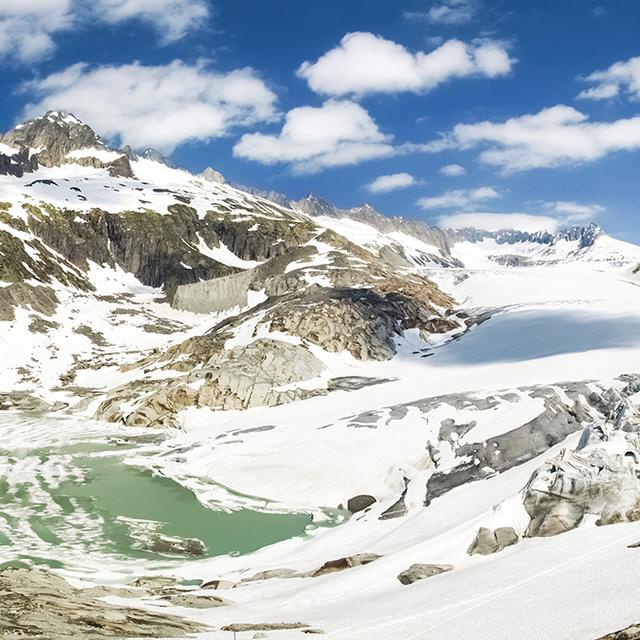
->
[0, 0, 73, 63]
[578, 56, 640, 101]
[418, 186, 500, 209]
[233, 100, 395, 173]
[438, 212, 562, 233]
[89, 0, 208, 42]
[540, 200, 605, 222]
[425, 0, 478, 24]
[428, 105, 640, 172]
[0, 0, 207, 63]
[366, 172, 415, 193]
[439, 163, 466, 176]
[297, 32, 515, 97]
[439, 199, 606, 233]
[23, 61, 277, 152]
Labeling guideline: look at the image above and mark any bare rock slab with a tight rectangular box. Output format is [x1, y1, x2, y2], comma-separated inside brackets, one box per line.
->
[397, 563, 454, 585]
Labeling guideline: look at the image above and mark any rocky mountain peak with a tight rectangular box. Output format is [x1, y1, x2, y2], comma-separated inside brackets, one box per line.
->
[449, 224, 604, 248]
[141, 148, 176, 167]
[2, 111, 103, 159]
[0, 110, 133, 178]
[555, 222, 603, 248]
[200, 167, 226, 184]
[291, 194, 339, 217]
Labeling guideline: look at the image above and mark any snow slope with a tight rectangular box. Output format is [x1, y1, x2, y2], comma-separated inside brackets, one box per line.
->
[97, 260, 640, 639]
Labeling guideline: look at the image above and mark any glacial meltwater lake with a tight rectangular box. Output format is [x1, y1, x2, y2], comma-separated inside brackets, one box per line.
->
[0, 412, 326, 572]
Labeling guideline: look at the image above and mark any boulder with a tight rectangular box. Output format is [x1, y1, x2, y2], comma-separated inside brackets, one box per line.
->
[347, 494, 376, 513]
[146, 534, 206, 557]
[467, 527, 519, 556]
[311, 553, 381, 577]
[397, 563, 454, 585]
[242, 568, 301, 582]
[166, 593, 228, 609]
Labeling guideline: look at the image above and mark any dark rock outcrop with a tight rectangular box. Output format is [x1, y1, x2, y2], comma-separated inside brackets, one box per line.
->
[347, 494, 377, 513]
[426, 391, 589, 504]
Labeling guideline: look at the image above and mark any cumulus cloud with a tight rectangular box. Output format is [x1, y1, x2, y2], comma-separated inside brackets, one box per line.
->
[439, 163, 466, 176]
[89, 0, 208, 42]
[297, 32, 515, 97]
[0, 0, 73, 63]
[233, 100, 395, 173]
[23, 61, 277, 152]
[418, 186, 500, 209]
[578, 56, 640, 101]
[438, 212, 562, 233]
[0, 0, 208, 63]
[366, 173, 416, 193]
[427, 105, 640, 172]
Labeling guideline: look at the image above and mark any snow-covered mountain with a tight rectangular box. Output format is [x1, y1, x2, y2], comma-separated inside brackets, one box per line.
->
[287, 193, 640, 270]
[448, 223, 640, 268]
[2, 112, 640, 640]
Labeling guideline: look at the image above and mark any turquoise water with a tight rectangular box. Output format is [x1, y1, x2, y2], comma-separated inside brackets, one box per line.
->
[0, 413, 335, 568]
[55, 451, 314, 559]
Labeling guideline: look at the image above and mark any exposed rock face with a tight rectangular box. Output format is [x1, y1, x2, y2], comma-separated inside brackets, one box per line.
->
[426, 387, 593, 504]
[397, 563, 454, 585]
[0, 283, 59, 321]
[265, 286, 451, 361]
[211, 208, 316, 264]
[467, 527, 519, 555]
[347, 494, 377, 513]
[0, 111, 133, 178]
[20, 203, 241, 299]
[597, 623, 640, 639]
[524, 445, 640, 538]
[166, 593, 227, 609]
[96, 339, 325, 426]
[200, 167, 225, 184]
[293, 195, 453, 255]
[0, 148, 38, 177]
[379, 477, 410, 520]
[0, 568, 204, 639]
[292, 194, 459, 267]
[311, 553, 382, 577]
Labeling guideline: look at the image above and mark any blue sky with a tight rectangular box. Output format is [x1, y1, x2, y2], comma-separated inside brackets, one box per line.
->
[1, 0, 640, 238]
